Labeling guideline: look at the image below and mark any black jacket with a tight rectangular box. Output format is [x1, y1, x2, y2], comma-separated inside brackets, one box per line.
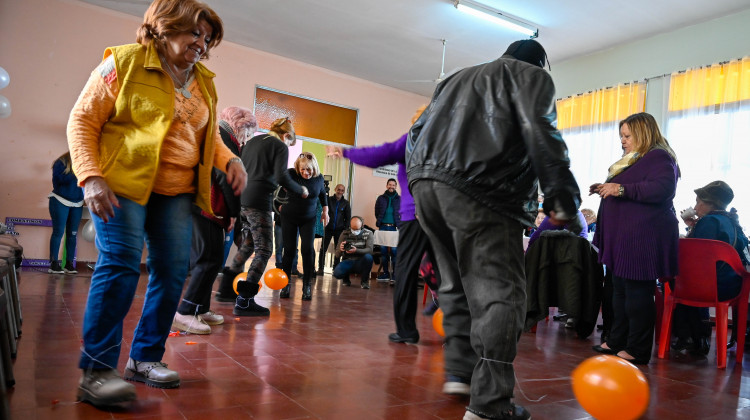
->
[406, 55, 580, 226]
[524, 230, 603, 338]
[326, 195, 351, 231]
[240, 134, 304, 211]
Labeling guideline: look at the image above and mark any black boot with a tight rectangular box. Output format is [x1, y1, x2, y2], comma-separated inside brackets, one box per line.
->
[216, 267, 240, 302]
[302, 279, 312, 301]
[280, 284, 291, 299]
[233, 281, 269, 316]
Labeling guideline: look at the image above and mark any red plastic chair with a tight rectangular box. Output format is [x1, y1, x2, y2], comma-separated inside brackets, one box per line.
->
[657, 238, 750, 368]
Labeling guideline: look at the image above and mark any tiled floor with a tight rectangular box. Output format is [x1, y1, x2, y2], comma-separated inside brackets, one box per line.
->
[6, 265, 750, 419]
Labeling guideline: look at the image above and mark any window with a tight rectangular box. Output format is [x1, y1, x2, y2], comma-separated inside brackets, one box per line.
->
[556, 83, 646, 212]
[666, 57, 750, 229]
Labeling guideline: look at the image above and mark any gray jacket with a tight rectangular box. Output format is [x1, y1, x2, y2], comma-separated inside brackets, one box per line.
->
[335, 228, 374, 260]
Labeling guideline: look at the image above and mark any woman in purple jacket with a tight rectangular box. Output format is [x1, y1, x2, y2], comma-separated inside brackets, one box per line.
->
[590, 112, 680, 365]
[328, 106, 440, 344]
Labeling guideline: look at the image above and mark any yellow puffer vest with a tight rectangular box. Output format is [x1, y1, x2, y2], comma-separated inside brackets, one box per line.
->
[99, 42, 217, 214]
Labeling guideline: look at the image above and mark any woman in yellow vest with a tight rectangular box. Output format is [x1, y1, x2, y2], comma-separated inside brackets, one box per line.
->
[66, 0, 246, 409]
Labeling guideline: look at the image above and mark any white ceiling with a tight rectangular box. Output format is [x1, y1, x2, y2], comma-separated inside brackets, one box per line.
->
[82, 0, 750, 97]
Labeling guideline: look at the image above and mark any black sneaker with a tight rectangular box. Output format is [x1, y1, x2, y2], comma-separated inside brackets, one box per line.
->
[388, 332, 419, 344]
[233, 297, 270, 316]
[48, 261, 64, 274]
[690, 337, 710, 356]
[361, 279, 370, 289]
[64, 261, 78, 274]
[671, 337, 694, 352]
[342, 276, 351, 286]
[463, 404, 531, 420]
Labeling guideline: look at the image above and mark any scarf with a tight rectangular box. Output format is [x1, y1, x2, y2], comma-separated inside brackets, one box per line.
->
[606, 152, 639, 182]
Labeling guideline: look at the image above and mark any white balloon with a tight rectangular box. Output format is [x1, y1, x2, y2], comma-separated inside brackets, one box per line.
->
[0, 67, 8, 90]
[0, 95, 10, 119]
[82, 219, 96, 242]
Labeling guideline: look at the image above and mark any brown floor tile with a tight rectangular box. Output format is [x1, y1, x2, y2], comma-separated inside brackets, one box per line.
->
[8, 268, 750, 419]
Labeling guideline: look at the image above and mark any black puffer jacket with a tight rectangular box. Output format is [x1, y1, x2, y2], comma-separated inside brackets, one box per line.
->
[406, 54, 580, 226]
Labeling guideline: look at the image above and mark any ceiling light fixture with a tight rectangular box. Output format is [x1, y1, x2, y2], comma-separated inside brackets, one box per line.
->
[454, 0, 538, 39]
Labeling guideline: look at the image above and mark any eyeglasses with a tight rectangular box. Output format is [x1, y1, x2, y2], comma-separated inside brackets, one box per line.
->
[299, 152, 314, 160]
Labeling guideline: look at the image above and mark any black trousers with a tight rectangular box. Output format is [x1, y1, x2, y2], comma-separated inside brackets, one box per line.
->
[601, 269, 614, 338]
[392, 219, 439, 339]
[281, 216, 316, 283]
[608, 276, 656, 361]
[413, 180, 525, 417]
[178, 210, 224, 315]
[318, 227, 344, 270]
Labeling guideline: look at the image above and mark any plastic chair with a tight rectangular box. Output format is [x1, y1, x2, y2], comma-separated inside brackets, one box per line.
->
[657, 238, 750, 369]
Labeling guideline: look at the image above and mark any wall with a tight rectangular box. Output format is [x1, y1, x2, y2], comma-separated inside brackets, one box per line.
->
[0, 0, 427, 261]
[548, 8, 750, 217]
[551, 8, 750, 116]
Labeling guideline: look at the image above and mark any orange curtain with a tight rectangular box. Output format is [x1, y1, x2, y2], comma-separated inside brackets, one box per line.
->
[556, 83, 646, 131]
[669, 56, 750, 112]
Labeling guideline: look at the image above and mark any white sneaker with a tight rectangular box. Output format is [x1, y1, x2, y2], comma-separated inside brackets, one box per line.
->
[198, 310, 224, 326]
[443, 381, 471, 396]
[124, 358, 180, 388]
[172, 312, 211, 334]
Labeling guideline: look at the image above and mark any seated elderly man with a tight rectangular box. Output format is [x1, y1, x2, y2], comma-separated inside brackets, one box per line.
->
[333, 216, 374, 289]
[673, 180, 749, 355]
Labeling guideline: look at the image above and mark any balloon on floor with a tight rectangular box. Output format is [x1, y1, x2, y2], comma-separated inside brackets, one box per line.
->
[432, 308, 445, 337]
[263, 268, 288, 290]
[571, 355, 649, 420]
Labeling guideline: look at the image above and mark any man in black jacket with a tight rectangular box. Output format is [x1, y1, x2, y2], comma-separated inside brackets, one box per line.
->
[406, 39, 582, 420]
[317, 184, 350, 275]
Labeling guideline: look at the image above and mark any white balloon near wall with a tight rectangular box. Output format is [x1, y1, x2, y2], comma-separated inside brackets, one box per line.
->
[0, 95, 10, 119]
[0, 67, 8, 90]
[82, 219, 96, 242]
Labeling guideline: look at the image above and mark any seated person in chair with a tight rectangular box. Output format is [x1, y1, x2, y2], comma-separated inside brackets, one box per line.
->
[673, 181, 750, 355]
[333, 216, 374, 289]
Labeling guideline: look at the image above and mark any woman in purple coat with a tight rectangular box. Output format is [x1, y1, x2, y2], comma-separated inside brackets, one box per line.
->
[328, 106, 440, 344]
[590, 112, 680, 365]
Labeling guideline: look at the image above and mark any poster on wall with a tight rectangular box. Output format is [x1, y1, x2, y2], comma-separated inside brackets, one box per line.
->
[373, 164, 398, 179]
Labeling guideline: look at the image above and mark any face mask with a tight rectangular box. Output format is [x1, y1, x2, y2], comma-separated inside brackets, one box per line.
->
[351, 229, 361, 235]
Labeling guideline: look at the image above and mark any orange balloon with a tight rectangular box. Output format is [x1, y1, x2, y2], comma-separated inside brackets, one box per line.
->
[432, 308, 445, 337]
[263, 268, 289, 290]
[572, 355, 649, 420]
[233, 272, 247, 295]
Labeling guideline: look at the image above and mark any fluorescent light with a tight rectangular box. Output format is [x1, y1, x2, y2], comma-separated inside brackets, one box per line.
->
[454, 0, 538, 38]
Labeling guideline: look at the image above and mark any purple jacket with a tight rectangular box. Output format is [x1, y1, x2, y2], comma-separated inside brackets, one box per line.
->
[343, 133, 415, 222]
[593, 149, 679, 280]
[528, 210, 588, 249]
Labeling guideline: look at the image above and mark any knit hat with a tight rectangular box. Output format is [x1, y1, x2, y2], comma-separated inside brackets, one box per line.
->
[504, 39, 547, 68]
[695, 181, 734, 210]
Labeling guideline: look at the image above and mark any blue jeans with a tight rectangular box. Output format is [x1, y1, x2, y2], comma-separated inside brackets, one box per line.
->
[379, 224, 398, 274]
[48, 197, 83, 262]
[333, 254, 374, 280]
[79, 193, 193, 370]
[222, 229, 234, 267]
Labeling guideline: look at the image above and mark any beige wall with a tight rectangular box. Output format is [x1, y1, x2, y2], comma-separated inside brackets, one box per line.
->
[0, 0, 427, 261]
